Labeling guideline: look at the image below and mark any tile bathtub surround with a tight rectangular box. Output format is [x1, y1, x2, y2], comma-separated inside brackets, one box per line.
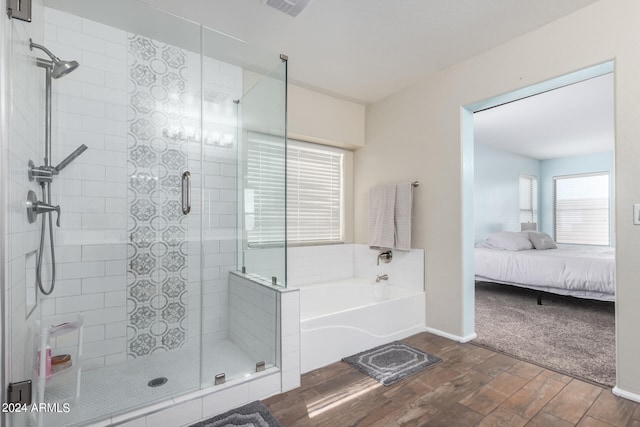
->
[288, 244, 424, 292]
[287, 244, 354, 286]
[353, 244, 425, 292]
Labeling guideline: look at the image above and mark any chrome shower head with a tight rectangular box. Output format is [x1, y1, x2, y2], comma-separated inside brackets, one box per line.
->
[52, 59, 79, 79]
[29, 39, 79, 78]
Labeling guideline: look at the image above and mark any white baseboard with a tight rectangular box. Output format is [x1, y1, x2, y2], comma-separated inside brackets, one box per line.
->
[424, 327, 477, 343]
[612, 386, 640, 403]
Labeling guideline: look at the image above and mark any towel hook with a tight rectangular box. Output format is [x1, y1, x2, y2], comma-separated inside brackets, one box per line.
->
[411, 181, 419, 187]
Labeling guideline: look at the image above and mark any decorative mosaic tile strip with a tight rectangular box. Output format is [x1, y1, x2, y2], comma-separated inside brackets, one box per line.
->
[127, 34, 188, 358]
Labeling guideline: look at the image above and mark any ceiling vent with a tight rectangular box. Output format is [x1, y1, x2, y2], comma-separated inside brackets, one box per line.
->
[262, 0, 312, 17]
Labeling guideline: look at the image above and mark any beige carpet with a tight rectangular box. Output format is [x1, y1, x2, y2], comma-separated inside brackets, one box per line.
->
[474, 282, 615, 387]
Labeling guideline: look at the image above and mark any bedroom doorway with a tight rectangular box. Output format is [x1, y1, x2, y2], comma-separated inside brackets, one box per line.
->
[463, 62, 616, 387]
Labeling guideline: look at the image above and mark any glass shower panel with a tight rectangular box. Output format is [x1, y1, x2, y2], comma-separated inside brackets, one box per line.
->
[200, 28, 285, 386]
[9, 1, 204, 425]
[238, 62, 288, 288]
[232, 57, 286, 379]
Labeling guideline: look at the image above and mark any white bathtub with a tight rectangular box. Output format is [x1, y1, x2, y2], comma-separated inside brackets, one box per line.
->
[296, 277, 426, 373]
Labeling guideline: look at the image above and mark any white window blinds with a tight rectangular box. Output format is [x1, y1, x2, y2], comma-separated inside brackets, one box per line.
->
[246, 133, 287, 247]
[554, 173, 610, 246]
[246, 134, 344, 246]
[287, 140, 343, 244]
[519, 174, 538, 224]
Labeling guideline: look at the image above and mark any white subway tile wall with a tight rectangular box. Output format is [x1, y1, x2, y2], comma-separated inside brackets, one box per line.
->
[199, 53, 243, 345]
[41, 8, 129, 369]
[279, 289, 301, 391]
[228, 273, 277, 368]
[287, 244, 354, 286]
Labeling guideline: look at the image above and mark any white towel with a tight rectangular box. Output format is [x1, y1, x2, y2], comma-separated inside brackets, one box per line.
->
[394, 182, 413, 251]
[368, 185, 396, 249]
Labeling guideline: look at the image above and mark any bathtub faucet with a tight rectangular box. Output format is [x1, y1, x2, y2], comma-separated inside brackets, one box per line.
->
[376, 274, 389, 282]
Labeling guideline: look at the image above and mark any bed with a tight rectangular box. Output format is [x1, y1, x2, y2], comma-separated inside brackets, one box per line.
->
[475, 232, 615, 302]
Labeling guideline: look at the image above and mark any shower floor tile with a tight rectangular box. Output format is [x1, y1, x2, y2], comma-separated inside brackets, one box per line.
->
[39, 338, 256, 427]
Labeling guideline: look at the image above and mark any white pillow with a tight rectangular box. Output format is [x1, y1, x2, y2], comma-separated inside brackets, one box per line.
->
[527, 231, 557, 250]
[484, 231, 534, 251]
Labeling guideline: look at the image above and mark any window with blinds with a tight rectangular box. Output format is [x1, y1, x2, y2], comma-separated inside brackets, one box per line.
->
[246, 134, 344, 246]
[554, 172, 610, 246]
[246, 133, 287, 247]
[287, 140, 343, 244]
[519, 174, 538, 224]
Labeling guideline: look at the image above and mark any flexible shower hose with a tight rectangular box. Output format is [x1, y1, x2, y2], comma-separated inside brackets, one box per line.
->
[36, 182, 56, 295]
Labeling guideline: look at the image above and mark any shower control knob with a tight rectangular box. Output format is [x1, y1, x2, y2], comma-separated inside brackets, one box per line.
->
[35, 203, 61, 227]
[26, 191, 61, 227]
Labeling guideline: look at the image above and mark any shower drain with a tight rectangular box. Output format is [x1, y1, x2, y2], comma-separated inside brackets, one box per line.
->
[148, 377, 168, 387]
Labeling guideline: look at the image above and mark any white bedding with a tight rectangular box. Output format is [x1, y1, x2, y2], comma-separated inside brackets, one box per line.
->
[475, 245, 615, 301]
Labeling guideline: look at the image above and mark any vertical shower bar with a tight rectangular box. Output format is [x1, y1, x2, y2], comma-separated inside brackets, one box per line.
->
[36, 57, 53, 167]
[44, 66, 52, 167]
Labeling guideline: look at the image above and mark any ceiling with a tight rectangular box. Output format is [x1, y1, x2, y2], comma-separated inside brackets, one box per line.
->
[474, 73, 614, 160]
[138, 0, 601, 105]
[45, 0, 612, 159]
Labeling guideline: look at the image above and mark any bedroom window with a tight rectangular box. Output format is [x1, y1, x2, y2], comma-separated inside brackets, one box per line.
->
[519, 174, 538, 224]
[554, 172, 610, 246]
[246, 134, 344, 246]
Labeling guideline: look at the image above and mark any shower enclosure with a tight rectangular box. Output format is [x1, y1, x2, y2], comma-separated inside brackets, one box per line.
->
[3, 0, 287, 426]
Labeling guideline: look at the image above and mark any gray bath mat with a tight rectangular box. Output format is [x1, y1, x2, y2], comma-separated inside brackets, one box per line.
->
[342, 341, 441, 386]
[190, 401, 282, 427]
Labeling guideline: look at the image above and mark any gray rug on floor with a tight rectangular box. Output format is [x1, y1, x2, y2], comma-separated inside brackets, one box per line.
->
[190, 401, 282, 427]
[342, 341, 441, 386]
[474, 282, 615, 387]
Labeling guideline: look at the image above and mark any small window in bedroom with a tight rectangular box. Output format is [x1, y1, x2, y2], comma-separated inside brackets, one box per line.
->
[519, 174, 538, 225]
[554, 172, 610, 246]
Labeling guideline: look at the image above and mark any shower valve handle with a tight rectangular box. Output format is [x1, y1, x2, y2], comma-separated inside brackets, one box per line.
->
[33, 201, 61, 227]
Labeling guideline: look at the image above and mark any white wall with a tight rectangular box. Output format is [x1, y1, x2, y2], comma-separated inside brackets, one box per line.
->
[288, 84, 365, 149]
[474, 143, 540, 242]
[356, 0, 640, 396]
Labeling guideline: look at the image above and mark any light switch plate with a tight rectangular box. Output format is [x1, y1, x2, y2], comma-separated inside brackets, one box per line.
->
[634, 204, 640, 225]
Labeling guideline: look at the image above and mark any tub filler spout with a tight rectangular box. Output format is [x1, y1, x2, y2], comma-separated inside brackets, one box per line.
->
[376, 274, 388, 282]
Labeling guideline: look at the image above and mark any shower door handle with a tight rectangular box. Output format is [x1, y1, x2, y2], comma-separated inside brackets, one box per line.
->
[181, 171, 191, 215]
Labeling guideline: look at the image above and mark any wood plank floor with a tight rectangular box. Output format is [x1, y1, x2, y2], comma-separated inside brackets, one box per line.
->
[264, 332, 640, 426]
